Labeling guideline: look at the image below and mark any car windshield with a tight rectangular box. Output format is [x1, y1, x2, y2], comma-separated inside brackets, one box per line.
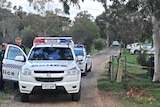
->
[74, 49, 84, 56]
[28, 47, 73, 60]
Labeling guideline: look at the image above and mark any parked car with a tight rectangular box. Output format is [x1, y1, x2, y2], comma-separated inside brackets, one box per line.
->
[126, 44, 132, 50]
[74, 44, 92, 76]
[128, 43, 141, 54]
[141, 43, 152, 51]
[112, 41, 120, 46]
[146, 47, 154, 54]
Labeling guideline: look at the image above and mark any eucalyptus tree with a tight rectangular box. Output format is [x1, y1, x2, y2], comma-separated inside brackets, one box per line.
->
[70, 11, 101, 52]
[0, 0, 12, 10]
[21, 13, 44, 35]
[96, 2, 130, 45]
[96, 0, 153, 47]
[0, 8, 15, 41]
[45, 12, 71, 36]
[141, 0, 160, 82]
[0, 16, 20, 43]
[27, 0, 107, 14]
[121, 0, 160, 82]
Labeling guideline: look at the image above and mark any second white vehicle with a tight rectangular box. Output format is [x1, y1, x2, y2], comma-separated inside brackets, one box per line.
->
[74, 44, 92, 76]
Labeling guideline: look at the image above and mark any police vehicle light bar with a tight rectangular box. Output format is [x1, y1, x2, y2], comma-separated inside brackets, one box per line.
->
[33, 37, 73, 45]
[74, 44, 84, 48]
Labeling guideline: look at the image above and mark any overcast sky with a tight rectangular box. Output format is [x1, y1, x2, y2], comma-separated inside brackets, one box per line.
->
[10, 0, 105, 20]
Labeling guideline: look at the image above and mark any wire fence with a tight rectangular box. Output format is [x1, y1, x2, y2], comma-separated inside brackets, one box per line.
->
[107, 55, 154, 82]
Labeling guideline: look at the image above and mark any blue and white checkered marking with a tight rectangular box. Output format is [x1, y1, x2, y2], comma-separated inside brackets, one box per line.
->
[3, 63, 22, 69]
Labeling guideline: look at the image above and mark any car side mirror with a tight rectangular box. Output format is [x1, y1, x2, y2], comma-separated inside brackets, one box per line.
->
[87, 55, 91, 58]
[77, 56, 83, 61]
[15, 56, 25, 62]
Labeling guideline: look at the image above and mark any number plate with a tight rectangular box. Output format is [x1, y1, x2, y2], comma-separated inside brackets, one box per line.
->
[42, 84, 56, 89]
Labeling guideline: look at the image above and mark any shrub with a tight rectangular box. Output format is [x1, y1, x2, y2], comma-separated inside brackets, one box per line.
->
[94, 38, 105, 50]
[137, 53, 147, 66]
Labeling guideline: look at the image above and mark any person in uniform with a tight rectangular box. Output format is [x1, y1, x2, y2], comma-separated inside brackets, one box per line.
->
[0, 43, 7, 92]
[15, 36, 26, 54]
[13, 36, 26, 91]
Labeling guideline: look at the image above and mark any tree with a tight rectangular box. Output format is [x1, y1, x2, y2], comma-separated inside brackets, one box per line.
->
[96, 0, 153, 46]
[27, 0, 107, 14]
[0, 17, 20, 43]
[70, 11, 101, 52]
[21, 26, 36, 48]
[0, 0, 12, 9]
[124, 0, 160, 82]
[45, 14, 71, 36]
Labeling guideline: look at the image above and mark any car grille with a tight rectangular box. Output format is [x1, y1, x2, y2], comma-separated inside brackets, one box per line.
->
[34, 71, 64, 82]
[35, 77, 63, 82]
[34, 71, 64, 73]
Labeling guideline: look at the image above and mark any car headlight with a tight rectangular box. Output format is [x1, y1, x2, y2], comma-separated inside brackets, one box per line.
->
[67, 67, 80, 75]
[22, 67, 32, 76]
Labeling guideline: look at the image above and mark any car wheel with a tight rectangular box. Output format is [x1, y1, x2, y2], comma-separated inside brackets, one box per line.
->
[88, 64, 92, 72]
[83, 66, 87, 76]
[21, 93, 29, 102]
[71, 88, 81, 101]
[134, 50, 140, 54]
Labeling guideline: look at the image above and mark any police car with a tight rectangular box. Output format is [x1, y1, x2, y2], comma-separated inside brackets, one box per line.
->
[2, 37, 82, 102]
[74, 44, 92, 76]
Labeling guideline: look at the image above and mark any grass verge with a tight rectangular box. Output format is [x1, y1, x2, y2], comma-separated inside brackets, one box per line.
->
[97, 49, 160, 107]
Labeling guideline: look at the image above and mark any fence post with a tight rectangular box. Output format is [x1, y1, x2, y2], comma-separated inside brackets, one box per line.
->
[111, 56, 115, 81]
[116, 58, 124, 82]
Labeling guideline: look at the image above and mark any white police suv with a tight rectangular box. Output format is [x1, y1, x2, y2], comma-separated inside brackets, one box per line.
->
[2, 37, 82, 102]
[74, 44, 92, 76]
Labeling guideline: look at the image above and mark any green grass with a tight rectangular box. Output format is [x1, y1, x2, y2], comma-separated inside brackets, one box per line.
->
[98, 76, 160, 107]
[90, 49, 99, 55]
[0, 81, 18, 102]
[98, 49, 160, 107]
[98, 78, 123, 91]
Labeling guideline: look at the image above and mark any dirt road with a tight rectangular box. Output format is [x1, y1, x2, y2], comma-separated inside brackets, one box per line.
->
[0, 46, 123, 107]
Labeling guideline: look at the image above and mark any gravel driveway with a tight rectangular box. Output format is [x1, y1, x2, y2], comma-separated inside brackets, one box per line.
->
[0, 46, 123, 107]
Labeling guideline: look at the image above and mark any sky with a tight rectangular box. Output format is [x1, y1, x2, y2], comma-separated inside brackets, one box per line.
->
[9, 0, 105, 20]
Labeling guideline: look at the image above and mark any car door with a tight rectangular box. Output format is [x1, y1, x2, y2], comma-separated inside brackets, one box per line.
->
[84, 49, 91, 70]
[2, 44, 27, 81]
[86, 54, 92, 69]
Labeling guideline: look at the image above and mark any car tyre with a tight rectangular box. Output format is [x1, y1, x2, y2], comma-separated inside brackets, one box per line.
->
[83, 66, 87, 76]
[88, 64, 92, 72]
[71, 88, 81, 101]
[21, 93, 29, 102]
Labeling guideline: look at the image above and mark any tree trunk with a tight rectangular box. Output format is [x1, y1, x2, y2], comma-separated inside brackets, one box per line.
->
[152, 16, 160, 82]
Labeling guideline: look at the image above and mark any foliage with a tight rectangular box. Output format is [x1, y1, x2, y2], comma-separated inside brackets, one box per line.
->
[0, 8, 72, 46]
[0, 6, 104, 53]
[98, 66, 160, 107]
[70, 13, 101, 52]
[20, 26, 36, 48]
[89, 49, 99, 55]
[96, 0, 153, 45]
[94, 38, 105, 50]
[136, 53, 148, 66]
[98, 48, 160, 107]
[0, 17, 20, 43]
[26, 0, 107, 15]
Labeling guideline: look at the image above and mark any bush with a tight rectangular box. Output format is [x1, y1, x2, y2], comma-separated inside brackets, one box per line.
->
[137, 53, 147, 66]
[94, 38, 105, 50]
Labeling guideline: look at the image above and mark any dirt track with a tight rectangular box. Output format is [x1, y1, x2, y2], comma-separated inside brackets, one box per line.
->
[0, 46, 123, 107]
